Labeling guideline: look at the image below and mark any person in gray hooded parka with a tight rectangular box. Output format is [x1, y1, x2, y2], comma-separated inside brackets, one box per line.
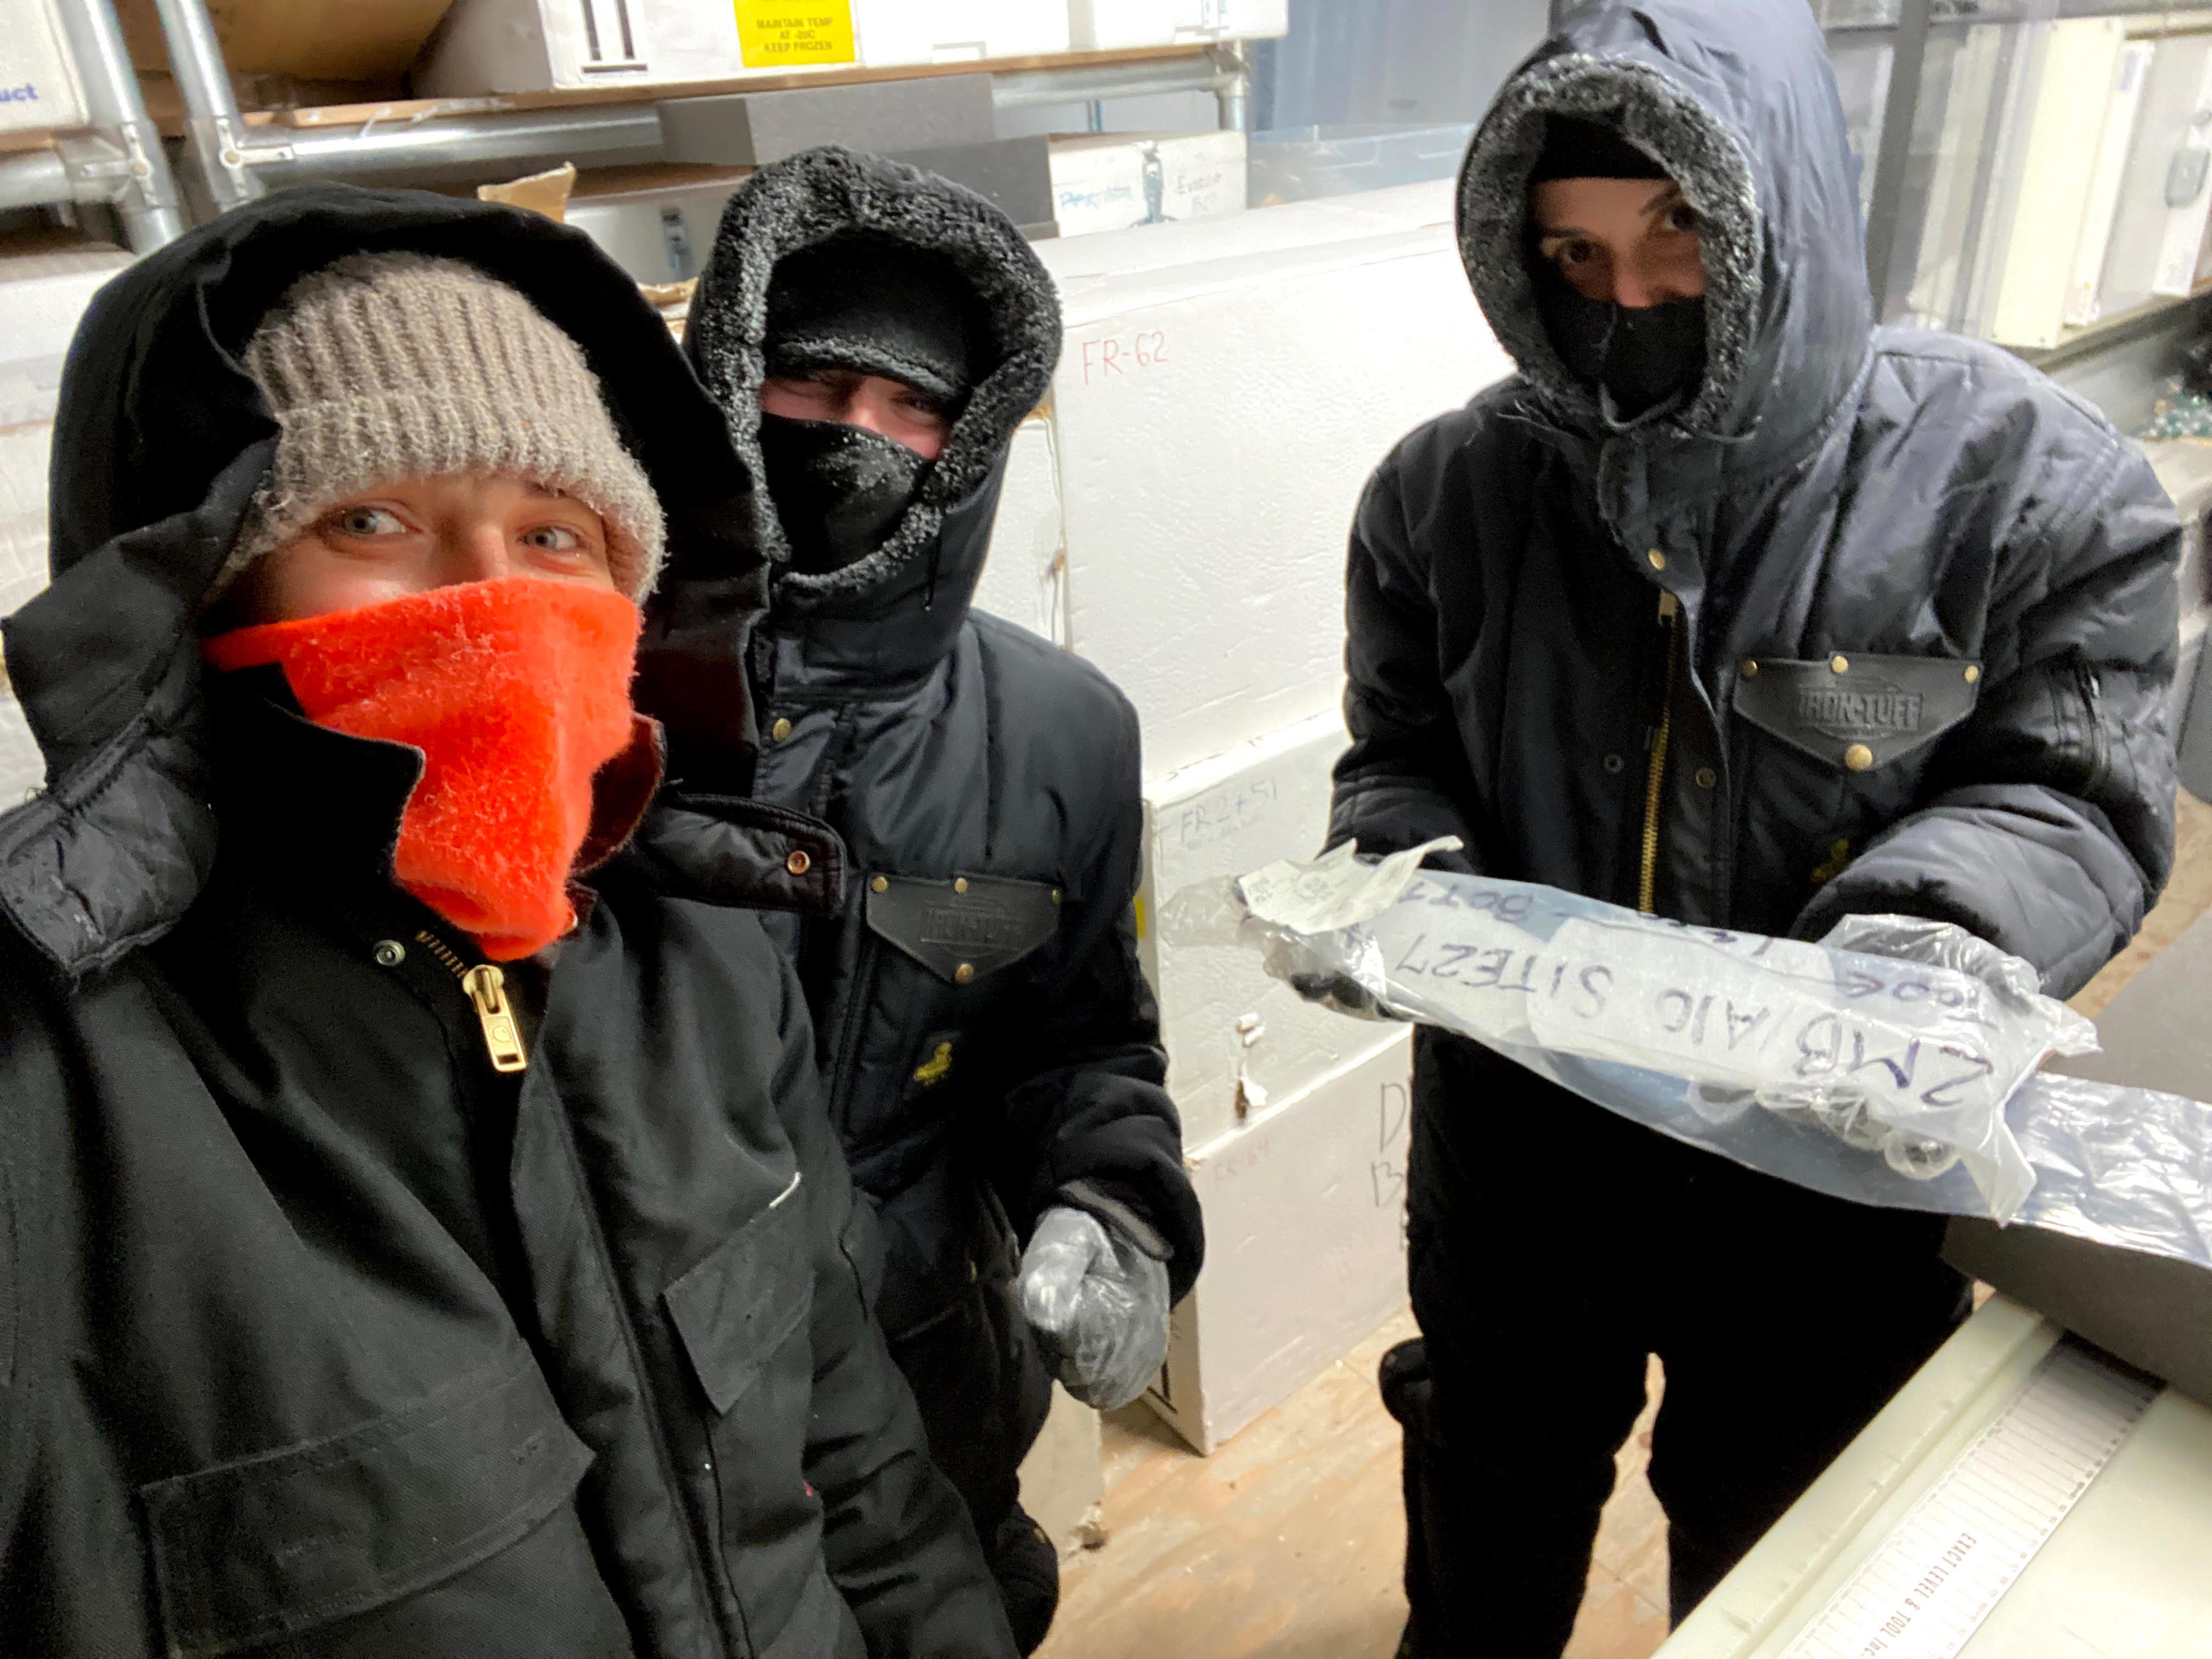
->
[1331, 3, 2181, 1653]
[640, 147, 1205, 1653]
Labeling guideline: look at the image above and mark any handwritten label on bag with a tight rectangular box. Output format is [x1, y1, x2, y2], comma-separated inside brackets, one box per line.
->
[734, 2, 857, 67]
[1358, 878, 2044, 1203]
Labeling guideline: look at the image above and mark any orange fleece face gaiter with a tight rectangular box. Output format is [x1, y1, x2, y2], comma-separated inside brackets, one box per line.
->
[205, 577, 643, 960]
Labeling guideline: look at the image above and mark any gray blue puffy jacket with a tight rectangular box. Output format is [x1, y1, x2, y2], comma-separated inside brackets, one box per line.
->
[1330, 0, 2181, 997]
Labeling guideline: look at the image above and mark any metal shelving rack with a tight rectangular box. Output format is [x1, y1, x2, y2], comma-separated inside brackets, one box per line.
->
[0, 0, 1256, 252]
[1836, 0, 2212, 353]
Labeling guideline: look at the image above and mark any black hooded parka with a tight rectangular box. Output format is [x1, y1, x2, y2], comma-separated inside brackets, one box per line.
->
[647, 148, 1205, 1550]
[0, 185, 1014, 1659]
[1334, 3, 2181, 1650]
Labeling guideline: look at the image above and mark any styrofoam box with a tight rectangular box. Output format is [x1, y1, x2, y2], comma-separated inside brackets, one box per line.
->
[1, 245, 136, 805]
[420, 0, 1066, 95]
[969, 417, 1067, 643]
[1048, 130, 1246, 238]
[1134, 709, 1404, 1148]
[1144, 1032, 1414, 1453]
[980, 179, 1509, 781]
[0, 0, 89, 134]
[1068, 0, 1288, 51]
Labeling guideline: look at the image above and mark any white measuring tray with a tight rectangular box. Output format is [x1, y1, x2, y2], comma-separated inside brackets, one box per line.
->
[1658, 1294, 2212, 1659]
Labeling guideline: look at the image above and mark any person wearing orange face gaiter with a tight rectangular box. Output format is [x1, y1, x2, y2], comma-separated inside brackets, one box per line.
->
[0, 195, 1016, 1659]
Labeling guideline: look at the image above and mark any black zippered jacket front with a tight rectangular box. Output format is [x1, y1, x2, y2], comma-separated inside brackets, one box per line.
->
[0, 185, 1013, 1658]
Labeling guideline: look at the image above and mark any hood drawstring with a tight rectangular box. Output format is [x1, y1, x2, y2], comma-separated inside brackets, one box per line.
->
[923, 538, 943, 613]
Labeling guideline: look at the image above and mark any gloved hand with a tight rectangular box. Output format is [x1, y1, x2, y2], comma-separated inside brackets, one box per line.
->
[1780, 916, 2091, 1182]
[1816, 913, 2046, 1012]
[1015, 1206, 1171, 1410]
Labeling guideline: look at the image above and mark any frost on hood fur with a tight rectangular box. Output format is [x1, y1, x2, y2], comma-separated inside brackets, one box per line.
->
[687, 145, 1063, 610]
[1457, 1, 1874, 460]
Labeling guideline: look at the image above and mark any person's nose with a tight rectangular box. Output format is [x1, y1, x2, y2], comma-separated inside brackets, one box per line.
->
[841, 389, 891, 438]
[1614, 265, 1662, 309]
[441, 521, 515, 586]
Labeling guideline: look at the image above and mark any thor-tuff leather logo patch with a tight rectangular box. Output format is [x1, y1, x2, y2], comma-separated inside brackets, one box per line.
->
[921, 900, 1032, 952]
[1733, 654, 1982, 771]
[867, 873, 1062, 985]
[1793, 681, 1924, 741]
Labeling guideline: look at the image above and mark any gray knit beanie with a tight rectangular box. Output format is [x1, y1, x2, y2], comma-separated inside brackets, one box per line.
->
[215, 252, 665, 603]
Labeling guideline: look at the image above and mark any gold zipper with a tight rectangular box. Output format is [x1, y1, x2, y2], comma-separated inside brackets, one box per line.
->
[414, 928, 529, 1074]
[1638, 590, 1681, 916]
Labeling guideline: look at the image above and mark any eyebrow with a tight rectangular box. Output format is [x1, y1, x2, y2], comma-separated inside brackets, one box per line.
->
[1536, 184, 1686, 242]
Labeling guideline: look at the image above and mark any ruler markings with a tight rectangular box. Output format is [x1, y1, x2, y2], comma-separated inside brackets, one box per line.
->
[1775, 1340, 2155, 1659]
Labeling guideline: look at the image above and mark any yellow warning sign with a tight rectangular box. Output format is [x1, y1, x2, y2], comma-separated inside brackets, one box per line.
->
[734, 2, 857, 68]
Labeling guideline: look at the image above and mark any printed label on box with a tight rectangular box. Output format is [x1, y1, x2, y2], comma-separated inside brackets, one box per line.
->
[735, 2, 857, 67]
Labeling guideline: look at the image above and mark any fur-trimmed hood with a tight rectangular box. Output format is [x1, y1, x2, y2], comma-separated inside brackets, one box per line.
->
[1457, 0, 1872, 469]
[684, 146, 1062, 637]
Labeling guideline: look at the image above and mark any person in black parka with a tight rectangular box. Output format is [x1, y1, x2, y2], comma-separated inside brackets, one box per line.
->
[1333, 4, 2182, 1655]
[644, 147, 1205, 1651]
[0, 184, 1014, 1659]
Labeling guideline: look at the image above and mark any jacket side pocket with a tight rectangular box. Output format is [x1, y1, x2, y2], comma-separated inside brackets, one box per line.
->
[663, 1171, 812, 1414]
[663, 1178, 824, 1647]
[138, 1358, 593, 1658]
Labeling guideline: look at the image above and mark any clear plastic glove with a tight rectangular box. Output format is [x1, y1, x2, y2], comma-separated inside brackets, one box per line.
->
[1797, 916, 2095, 1183]
[1015, 1206, 1171, 1410]
[1817, 914, 2049, 1012]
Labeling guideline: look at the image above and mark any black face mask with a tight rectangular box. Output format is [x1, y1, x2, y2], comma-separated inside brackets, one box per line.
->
[758, 414, 932, 575]
[1537, 283, 1708, 420]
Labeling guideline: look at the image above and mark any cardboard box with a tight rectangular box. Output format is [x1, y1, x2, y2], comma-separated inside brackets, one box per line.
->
[1068, 0, 1289, 51]
[115, 0, 450, 80]
[421, 0, 1065, 95]
[1048, 130, 1246, 238]
[566, 165, 752, 284]
[0, 0, 87, 136]
[986, 179, 1510, 781]
[1145, 1034, 1414, 1453]
[1136, 709, 1406, 1150]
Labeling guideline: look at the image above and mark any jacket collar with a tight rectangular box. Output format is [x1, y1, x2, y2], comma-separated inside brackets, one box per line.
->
[208, 672, 665, 915]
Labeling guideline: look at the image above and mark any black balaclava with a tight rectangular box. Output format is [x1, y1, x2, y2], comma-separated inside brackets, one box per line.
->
[759, 232, 990, 574]
[1527, 114, 1708, 421]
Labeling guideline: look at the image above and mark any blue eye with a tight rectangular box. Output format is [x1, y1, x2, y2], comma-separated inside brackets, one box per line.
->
[521, 524, 583, 552]
[333, 506, 406, 537]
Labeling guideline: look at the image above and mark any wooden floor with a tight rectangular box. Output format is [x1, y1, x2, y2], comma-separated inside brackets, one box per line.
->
[1039, 793, 2212, 1659]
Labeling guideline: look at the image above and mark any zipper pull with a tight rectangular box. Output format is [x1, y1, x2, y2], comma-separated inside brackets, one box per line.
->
[461, 964, 529, 1074]
[1658, 590, 1680, 622]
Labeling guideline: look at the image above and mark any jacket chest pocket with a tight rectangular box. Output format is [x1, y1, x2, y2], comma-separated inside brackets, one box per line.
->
[1731, 652, 1983, 885]
[1734, 653, 1982, 774]
[863, 873, 1061, 989]
[663, 1176, 822, 1637]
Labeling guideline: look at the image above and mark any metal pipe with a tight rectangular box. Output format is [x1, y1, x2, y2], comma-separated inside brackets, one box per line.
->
[148, 0, 262, 210]
[53, 0, 184, 248]
[1211, 42, 1249, 133]
[246, 104, 664, 187]
[1861, 0, 1932, 319]
[992, 56, 1230, 110]
[0, 150, 72, 211]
